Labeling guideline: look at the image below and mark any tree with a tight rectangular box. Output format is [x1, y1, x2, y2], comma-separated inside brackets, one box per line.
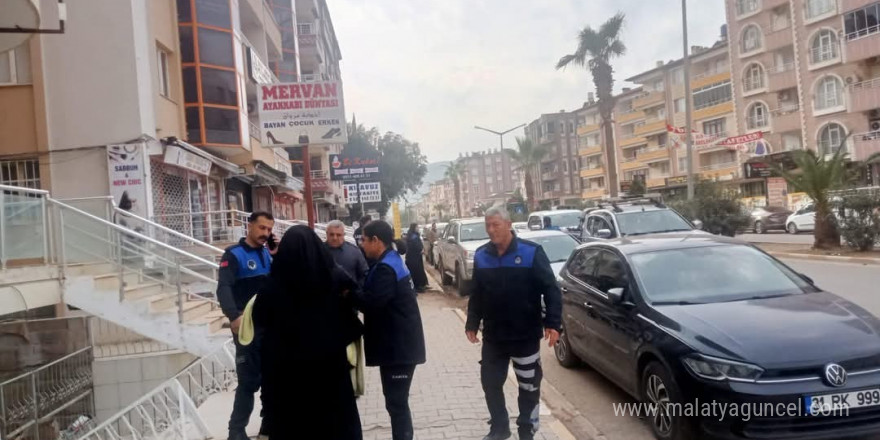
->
[628, 177, 646, 196]
[433, 202, 450, 221]
[343, 122, 428, 217]
[557, 13, 626, 198]
[504, 137, 548, 210]
[668, 182, 750, 237]
[444, 160, 467, 217]
[772, 140, 854, 249]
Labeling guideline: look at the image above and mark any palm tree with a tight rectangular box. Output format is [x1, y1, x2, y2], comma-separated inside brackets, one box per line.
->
[556, 13, 626, 197]
[505, 137, 548, 210]
[433, 202, 449, 221]
[772, 138, 855, 250]
[444, 161, 467, 217]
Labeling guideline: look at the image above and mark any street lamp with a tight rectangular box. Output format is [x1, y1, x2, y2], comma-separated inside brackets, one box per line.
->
[474, 124, 526, 150]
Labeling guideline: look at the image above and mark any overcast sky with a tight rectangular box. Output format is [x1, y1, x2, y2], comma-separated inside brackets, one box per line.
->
[332, 0, 727, 163]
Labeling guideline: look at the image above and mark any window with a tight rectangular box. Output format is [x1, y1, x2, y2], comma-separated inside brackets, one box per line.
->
[198, 28, 234, 67]
[649, 161, 671, 177]
[805, 0, 836, 19]
[185, 107, 202, 143]
[743, 63, 765, 92]
[200, 68, 237, 105]
[818, 123, 846, 155]
[547, 122, 555, 134]
[747, 102, 769, 129]
[693, 81, 732, 110]
[567, 248, 601, 286]
[703, 118, 726, 136]
[203, 107, 240, 144]
[815, 76, 844, 110]
[741, 25, 763, 53]
[736, 0, 760, 16]
[674, 98, 686, 113]
[844, 3, 880, 40]
[0, 160, 41, 189]
[653, 79, 665, 92]
[195, 0, 231, 28]
[671, 68, 684, 85]
[595, 251, 629, 293]
[810, 30, 839, 64]
[0, 44, 32, 85]
[563, 160, 569, 173]
[678, 156, 690, 172]
[297, 23, 314, 35]
[157, 48, 171, 97]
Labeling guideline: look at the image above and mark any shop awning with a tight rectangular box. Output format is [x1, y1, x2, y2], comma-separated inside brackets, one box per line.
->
[164, 138, 243, 174]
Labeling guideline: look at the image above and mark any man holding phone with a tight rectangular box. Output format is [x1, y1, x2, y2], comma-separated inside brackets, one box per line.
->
[217, 211, 277, 440]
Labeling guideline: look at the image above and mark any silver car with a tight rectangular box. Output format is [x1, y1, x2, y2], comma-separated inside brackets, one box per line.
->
[437, 218, 488, 295]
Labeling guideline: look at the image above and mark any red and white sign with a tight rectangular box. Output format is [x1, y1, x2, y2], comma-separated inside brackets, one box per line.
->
[257, 81, 348, 147]
[667, 125, 769, 156]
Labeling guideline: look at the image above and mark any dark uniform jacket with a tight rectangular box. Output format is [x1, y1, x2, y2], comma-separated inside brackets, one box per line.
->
[466, 236, 562, 342]
[354, 249, 426, 367]
[327, 241, 369, 286]
[217, 238, 272, 322]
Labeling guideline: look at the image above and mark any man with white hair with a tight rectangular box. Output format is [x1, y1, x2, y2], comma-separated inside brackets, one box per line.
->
[326, 220, 369, 285]
[466, 206, 562, 440]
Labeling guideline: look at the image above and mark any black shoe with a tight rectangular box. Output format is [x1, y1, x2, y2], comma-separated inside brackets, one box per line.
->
[227, 430, 249, 440]
[482, 428, 511, 440]
[518, 428, 536, 440]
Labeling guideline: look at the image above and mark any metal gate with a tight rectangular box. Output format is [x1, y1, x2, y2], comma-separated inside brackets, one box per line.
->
[151, 159, 194, 237]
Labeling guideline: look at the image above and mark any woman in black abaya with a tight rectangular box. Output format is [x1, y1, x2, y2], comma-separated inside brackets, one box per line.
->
[404, 223, 429, 292]
[252, 225, 363, 439]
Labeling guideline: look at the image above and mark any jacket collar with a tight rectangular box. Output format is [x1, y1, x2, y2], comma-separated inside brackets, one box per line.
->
[238, 237, 265, 252]
[486, 232, 518, 257]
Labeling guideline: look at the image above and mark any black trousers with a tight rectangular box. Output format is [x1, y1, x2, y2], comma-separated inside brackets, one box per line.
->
[480, 338, 543, 435]
[229, 338, 261, 434]
[379, 364, 417, 440]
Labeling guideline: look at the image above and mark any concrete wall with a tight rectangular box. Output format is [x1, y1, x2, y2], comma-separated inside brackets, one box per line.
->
[0, 316, 89, 379]
[149, 0, 186, 140]
[92, 351, 197, 423]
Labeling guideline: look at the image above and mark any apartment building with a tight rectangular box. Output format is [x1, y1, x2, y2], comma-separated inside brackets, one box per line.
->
[725, 0, 880, 206]
[574, 100, 612, 201]
[524, 112, 582, 207]
[426, 177, 456, 219]
[458, 149, 523, 214]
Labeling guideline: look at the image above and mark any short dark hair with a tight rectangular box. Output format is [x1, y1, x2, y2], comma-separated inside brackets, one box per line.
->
[359, 215, 372, 226]
[363, 220, 394, 247]
[249, 211, 274, 223]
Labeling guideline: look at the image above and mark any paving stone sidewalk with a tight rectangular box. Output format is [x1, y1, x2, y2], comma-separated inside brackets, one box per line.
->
[359, 292, 561, 440]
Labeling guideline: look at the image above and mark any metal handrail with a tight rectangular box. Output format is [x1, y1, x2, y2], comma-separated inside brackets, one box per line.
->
[114, 208, 224, 255]
[850, 77, 880, 89]
[0, 184, 49, 195]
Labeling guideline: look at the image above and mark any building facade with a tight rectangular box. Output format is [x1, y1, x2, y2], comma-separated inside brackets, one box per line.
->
[457, 149, 523, 215]
[524, 112, 581, 207]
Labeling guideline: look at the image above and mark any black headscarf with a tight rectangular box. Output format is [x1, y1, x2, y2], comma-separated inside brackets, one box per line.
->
[269, 225, 335, 295]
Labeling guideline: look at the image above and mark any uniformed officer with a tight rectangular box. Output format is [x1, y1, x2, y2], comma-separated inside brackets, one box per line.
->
[217, 212, 276, 440]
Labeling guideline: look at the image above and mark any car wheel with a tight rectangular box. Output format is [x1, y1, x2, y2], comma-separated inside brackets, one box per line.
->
[787, 223, 799, 234]
[440, 259, 453, 285]
[754, 221, 765, 234]
[554, 330, 580, 368]
[455, 264, 470, 296]
[642, 362, 695, 440]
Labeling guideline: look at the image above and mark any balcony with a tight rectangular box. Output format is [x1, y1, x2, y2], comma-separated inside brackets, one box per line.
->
[620, 158, 648, 171]
[617, 110, 645, 124]
[633, 91, 665, 109]
[618, 134, 648, 148]
[849, 78, 880, 113]
[845, 25, 880, 63]
[853, 132, 880, 161]
[578, 145, 602, 157]
[310, 169, 331, 192]
[542, 170, 559, 181]
[693, 100, 734, 121]
[768, 63, 797, 91]
[691, 71, 731, 90]
[700, 162, 740, 180]
[764, 0, 790, 8]
[764, 23, 793, 51]
[634, 118, 668, 137]
[582, 188, 606, 200]
[577, 123, 600, 135]
[646, 176, 668, 188]
[580, 166, 605, 178]
[637, 146, 670, 162]
[770, 104, 801, 132]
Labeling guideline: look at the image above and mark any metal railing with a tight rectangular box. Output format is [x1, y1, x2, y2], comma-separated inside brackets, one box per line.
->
[0, 347, 94, 440]
[771, 103, 800, 115]
[746, 115, 770, 130]
[846, 24, 880, 41]
[78, 340, 236, 440]
[768, 62, 795, 74]
[809, 45, 839, 64]
[152, 210, 251, 246]
[700, 161, 740, 171]
[0, 185, 50, 270]
[743, 76, 766, 92]
[850, 77, 880, 90]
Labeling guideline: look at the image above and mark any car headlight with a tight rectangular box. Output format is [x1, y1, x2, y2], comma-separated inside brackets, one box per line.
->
[682, 354, 764, 382]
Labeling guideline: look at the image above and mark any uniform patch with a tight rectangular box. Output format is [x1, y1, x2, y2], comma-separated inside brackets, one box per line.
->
[515, 256, 522, 265]
[247, 260, 257, 270]
[220, 260, 229, 268]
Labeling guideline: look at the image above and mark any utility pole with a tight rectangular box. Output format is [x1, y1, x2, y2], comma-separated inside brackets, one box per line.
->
[474, 124, 526, 150]
[302, 145, 316, 227]
[682, 0, 696, 200]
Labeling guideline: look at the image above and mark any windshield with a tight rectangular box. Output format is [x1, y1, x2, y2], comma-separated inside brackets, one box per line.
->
[545, 212, 581, 228]
[527, 235, 578, 263]
[616, 210, 693, 236]
[459, 223, 489, 241]
[631, 245, 815, 304]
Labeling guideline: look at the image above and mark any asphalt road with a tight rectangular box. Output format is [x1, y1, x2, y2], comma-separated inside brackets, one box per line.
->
[431, 258, 880, 440]
[736, 231, 816, 245]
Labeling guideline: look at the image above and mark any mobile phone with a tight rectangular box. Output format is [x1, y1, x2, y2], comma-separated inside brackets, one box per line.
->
[267, 234, 278, 251]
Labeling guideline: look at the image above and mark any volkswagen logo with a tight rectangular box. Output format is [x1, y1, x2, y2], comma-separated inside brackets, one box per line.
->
[824, 363, 847, 387]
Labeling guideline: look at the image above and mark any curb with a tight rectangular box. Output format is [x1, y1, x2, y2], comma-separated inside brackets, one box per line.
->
[767, 251, 880, 265]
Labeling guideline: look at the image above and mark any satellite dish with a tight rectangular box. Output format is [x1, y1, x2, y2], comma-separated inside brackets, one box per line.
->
[0, 0, 41, 53]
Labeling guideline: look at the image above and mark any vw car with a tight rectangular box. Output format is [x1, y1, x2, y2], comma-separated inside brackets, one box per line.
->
[555, 234, 880, 440]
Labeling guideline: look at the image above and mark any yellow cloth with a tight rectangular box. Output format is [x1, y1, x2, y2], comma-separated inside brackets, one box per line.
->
[237, 295, 257, 346]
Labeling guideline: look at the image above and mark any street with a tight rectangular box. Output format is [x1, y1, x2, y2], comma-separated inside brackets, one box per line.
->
[431, 258, 880, 440]
[736, 232, 816, 245]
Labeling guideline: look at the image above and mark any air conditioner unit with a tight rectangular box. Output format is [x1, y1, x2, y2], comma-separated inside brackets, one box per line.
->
[778, 91, 791, 101]
[845, 75, 861, 85]
[870, 118, 880, 132]
[870, 109, 880, 119]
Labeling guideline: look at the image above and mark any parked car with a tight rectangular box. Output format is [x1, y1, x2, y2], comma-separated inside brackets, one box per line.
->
[424, 222, 447, 266]
[749, 205, 792, 234]
[437, 218, 488, 294]
[527, 209, 582, 239]
[786, 203, 816, 234]
[578, 197, 703, 242]
[555, 233, 880, 440]
[515, 230, 579, 277]
[513, 222, 529, 233]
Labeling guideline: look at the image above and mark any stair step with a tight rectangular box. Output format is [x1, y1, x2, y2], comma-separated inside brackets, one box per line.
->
[180, 300, 214, 322]
[93, 272, 141, 290]
[189, 310, 228, 334]
[124, 282, 164, 301]
[66, 262, 115, 277]
[143, 293, 176, 312]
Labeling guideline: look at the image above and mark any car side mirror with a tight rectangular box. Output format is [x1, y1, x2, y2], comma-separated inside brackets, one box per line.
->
[597, 229, 612, 239]
[606, 287, 625, 304]
[693, 219, 704, 230]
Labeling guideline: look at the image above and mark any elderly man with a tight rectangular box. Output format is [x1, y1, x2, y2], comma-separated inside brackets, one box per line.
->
[466, 207, 562, 440]
[326, 220, 369, 285]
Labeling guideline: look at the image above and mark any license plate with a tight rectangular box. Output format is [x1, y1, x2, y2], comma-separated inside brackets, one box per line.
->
[805, 388, 880, 413]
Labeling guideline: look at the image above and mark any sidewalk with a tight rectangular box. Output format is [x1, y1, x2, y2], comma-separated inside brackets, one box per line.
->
[359, 291, 563, 440]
